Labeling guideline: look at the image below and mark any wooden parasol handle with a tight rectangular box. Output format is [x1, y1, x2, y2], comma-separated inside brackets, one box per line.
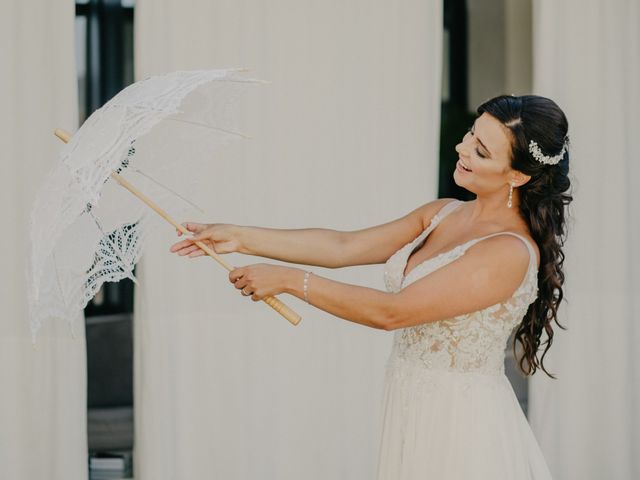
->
[54, 128, 301, 326]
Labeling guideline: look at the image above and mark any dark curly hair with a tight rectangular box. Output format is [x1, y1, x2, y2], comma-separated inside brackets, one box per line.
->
[477, 94, 573, 379]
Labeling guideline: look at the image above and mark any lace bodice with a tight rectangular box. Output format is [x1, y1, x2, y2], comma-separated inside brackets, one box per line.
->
[383, 199, 539, 375]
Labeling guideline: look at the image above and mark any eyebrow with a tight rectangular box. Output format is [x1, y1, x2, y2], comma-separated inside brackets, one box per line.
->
[472, 119, 492, 157]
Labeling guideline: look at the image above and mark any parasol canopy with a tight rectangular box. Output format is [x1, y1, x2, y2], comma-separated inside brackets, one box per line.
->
[28, 68, 300, 341]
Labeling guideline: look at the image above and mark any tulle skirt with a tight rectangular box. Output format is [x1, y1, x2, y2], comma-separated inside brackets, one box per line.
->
[376, 359, 553, 480]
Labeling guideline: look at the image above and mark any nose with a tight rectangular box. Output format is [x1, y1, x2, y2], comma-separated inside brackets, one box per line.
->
[455, 131, 472, 156]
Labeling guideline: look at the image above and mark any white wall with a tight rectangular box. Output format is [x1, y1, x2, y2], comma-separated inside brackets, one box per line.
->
[0, 2, 87, 479]
[133, 1, 444, 478]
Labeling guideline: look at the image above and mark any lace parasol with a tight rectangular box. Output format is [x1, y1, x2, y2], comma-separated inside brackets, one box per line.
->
[28, 69, 301, 341]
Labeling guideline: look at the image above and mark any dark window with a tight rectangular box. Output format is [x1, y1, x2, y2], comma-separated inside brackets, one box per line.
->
[75, 0, 136, 459]
[440, 0, 475, 201]
[76, 0, 135, 317]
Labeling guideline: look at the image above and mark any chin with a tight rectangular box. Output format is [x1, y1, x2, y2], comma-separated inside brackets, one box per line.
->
[452, 171, 466, 186]
[453, 175, 476, 195]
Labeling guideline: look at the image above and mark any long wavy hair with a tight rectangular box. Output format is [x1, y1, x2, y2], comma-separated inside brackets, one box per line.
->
[477, 94, 573, 378]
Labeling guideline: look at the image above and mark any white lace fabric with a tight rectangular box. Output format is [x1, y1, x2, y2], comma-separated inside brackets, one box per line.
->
[28, 69, 263, 340]
[377, 200, 553, 480]
[383, 199, 539, 375]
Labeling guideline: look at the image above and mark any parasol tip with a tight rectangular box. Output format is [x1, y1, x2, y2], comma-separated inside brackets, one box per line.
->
[54, 128, 72, 143]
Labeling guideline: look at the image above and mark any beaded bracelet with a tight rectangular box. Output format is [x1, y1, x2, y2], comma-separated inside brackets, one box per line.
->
[303, 271, 311, 303]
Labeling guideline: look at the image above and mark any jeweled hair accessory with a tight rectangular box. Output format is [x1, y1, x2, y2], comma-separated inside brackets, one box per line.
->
[528, 138, 568, 165]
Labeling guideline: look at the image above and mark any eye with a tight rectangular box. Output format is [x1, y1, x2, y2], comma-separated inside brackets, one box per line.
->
[468, 126, 486, 158]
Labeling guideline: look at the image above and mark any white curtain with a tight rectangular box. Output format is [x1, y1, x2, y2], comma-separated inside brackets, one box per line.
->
[0, 1, 86, 480]
[134, 1, 442, 478]
[529, 1, 639, 479]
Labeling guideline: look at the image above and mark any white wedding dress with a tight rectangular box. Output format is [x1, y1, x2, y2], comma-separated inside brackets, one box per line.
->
[377, 199, 553, 480]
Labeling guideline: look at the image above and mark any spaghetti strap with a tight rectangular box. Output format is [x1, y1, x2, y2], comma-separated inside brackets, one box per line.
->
[433, 201, 536, 268]
[402, 202, 538, 289]
[437, 199, 464, 219]
[429, 199, 464, 226]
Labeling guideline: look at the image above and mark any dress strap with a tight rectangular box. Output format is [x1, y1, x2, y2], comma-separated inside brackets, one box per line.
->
[430, 199, 464, 226]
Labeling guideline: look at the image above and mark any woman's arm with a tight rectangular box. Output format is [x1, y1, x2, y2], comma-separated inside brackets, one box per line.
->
[171, 223, 349, 268]
[335, 198, 455, 266]
[236, 226, 350, 268]
[229, 265, 393, 329]
[171, 198, 454, 269]
[270, 234, 531, 330]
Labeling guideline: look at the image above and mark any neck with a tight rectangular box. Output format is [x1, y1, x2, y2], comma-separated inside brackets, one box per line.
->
[466, 189, 520, 224]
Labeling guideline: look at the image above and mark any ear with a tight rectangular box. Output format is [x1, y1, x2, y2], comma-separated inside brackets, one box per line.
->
[512, 171, 531, 188]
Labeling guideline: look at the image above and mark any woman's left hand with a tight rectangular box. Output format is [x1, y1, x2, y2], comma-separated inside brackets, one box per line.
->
[229, 263, 299, 301]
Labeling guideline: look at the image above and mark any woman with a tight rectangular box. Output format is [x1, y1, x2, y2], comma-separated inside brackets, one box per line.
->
[170, 94, 572, 479]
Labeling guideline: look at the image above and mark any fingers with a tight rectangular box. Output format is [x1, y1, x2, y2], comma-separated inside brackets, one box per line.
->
[176, 222, 206, 237]
[169, 238, 196, 253]
[230, 268, 248, 287]
[229, 268, 244, 284]
[229, 268, 260, 300]
[180, 244, 201, 256]
[170, 222, 210, 253]
[183, 222, 203, 232]
[176, 222, 193, 236]
[170, 240, 213, 257]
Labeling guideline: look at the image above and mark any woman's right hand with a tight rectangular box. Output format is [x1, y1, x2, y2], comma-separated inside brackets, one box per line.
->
[169, 223, 243, 257]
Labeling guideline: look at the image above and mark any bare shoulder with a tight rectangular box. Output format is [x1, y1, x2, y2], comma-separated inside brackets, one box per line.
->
[490, 229, 540, 270]
[457, 200, 540, 269]
[466, 234, 533, 271]
[460, 233, 539, 295]
[417, 197, 462, 229]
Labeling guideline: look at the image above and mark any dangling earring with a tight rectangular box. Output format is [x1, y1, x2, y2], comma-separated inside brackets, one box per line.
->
[507, 182, 514, 208]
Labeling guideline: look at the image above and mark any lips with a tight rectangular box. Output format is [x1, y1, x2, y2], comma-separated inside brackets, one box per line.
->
[457, 159, 472, 172]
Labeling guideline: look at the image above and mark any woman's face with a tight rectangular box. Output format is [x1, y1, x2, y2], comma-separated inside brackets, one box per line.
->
[454, 112, 518, 195]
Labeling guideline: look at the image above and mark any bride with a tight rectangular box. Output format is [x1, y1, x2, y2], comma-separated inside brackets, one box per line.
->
[170, 94, 572, 479]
